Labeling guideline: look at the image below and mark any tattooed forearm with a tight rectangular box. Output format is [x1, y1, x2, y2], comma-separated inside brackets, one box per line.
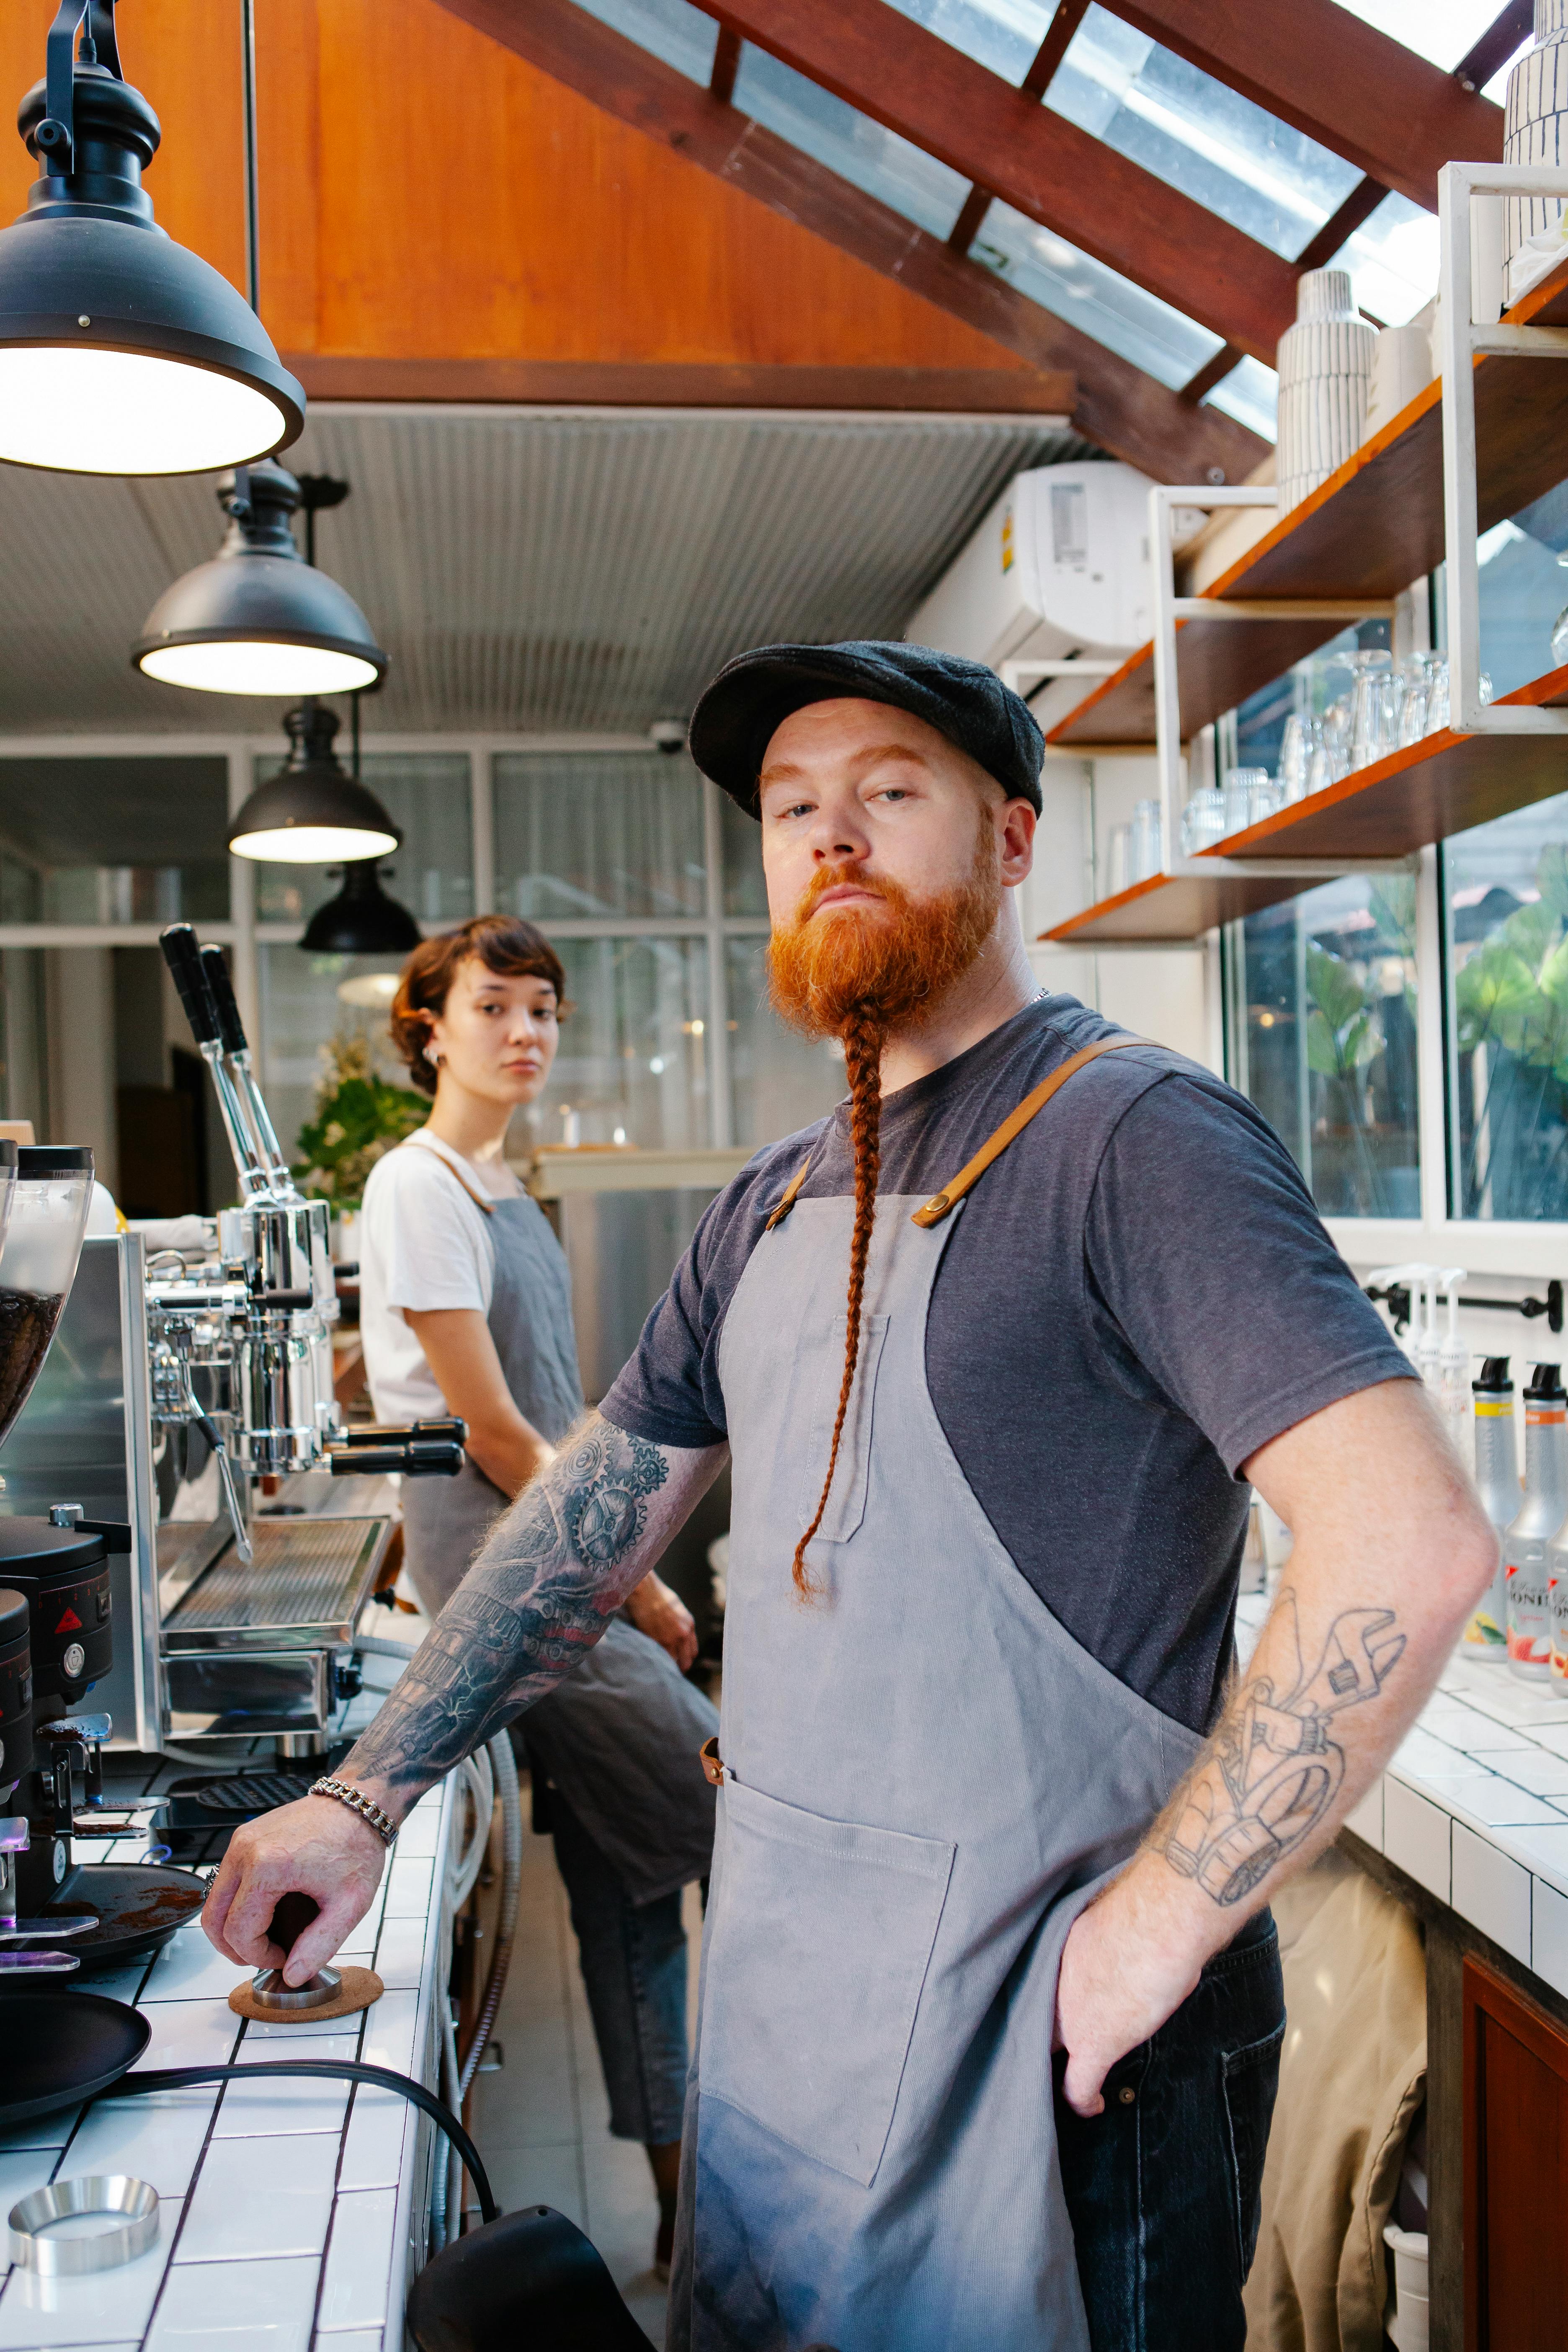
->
[342, 1413, 709, 1811]
[1153, 1591, 1406, 1907]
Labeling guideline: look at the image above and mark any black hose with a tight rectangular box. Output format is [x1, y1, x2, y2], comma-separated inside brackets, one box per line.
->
[101, 2063, 499, 2223]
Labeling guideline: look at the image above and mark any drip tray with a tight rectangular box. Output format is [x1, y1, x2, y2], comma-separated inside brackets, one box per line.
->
[161, 1515, 391, 1654]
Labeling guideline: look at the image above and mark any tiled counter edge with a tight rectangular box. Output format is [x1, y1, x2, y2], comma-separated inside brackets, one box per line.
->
[0, 1767, 459, 2352]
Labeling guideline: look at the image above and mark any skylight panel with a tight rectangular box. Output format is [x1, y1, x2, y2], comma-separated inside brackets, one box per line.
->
[877, 0, 1055, 83]
[567, 0, 718, 83]
[1331, 1, 1528, 93]
[1330, 189, 1441, 325]
[968, 198, 1223, 387]
[732, 46, 972, 238]
[1048, 7, 1362, 261]
[1205, 356, 1279, 443]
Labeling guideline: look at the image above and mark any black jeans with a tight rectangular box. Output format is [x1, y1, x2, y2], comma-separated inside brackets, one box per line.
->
[1055, 1908, 1285, 2352]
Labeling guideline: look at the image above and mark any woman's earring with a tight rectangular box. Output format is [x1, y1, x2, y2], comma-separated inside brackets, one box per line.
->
[430, 1047, 444, 1069]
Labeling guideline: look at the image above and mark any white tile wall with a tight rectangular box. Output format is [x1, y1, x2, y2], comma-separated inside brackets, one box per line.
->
[316, 2189, 400, 2333]
[174, 2133, 339, 2264]
[144, 2253, 319, 2352]
[1451, 1823, 1532, 1963]
[0, 2201, 183, 2348]
[1384, 1780, 1452, 1902]
[1532, 1876, 1568, 2000]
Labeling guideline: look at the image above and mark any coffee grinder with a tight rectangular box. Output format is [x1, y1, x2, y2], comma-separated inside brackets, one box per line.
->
[0, 1148, 205, 1971]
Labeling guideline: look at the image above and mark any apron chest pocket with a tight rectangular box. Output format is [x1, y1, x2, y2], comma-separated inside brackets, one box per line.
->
[700, 1776, 954, 2188]
[794, 1313, 889, 1543]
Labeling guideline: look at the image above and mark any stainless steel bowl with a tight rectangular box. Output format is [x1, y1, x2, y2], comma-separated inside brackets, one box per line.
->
[8, 2175, 159, 2272]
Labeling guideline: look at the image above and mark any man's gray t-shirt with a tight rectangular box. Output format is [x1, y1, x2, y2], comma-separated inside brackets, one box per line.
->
[601, 993, 1413, 1734]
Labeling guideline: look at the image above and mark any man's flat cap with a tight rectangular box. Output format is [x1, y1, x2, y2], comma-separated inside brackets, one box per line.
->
[687, 640, 1044, 816]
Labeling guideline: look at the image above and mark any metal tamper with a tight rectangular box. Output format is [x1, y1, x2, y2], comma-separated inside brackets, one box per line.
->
[230, 1889, 382, 2025]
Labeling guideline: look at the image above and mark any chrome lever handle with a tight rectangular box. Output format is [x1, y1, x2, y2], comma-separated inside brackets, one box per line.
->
[0, 1949, 80, 1973]
[0, 1915, 96, 1941]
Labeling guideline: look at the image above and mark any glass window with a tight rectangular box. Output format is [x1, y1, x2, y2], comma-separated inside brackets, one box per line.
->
[0, 757, 229, 926]
[1472, 510, 1568, 700]
[254, 753, 473, 926]
[732, 46, 972, 237]
[1049, 6, 1361, 261]
[495, 752, 706, 921]
[514, 937, 712, 1153]
[256, 946, 421, 1181]
[564, 0, 717, 81]
[0, 950, 47, 1130]
[1233, 874, 1419, 1218]
[1445, 794, 1568, 1222]
[721, 793, 769, 918]
[878, 0, 1054, 82]
[727, 937, 848, 1146]
[969, 197, 1222, 386]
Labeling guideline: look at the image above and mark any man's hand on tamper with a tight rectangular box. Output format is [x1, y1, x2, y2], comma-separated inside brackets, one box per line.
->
[202, 1794, 387, 1986]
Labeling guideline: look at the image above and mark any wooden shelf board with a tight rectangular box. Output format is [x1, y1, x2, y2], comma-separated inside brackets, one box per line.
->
[1043, 663, 1568, 945]
[1046, 257, 1568, 753]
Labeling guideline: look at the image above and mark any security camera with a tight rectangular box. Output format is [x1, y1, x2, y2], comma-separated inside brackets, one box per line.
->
[650, 720, 687, 756]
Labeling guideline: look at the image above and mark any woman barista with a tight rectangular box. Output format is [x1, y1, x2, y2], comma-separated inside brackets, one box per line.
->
[358, 914, 717, 2271]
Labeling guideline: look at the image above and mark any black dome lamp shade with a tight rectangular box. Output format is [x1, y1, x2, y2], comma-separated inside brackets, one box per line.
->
[301, 860, 421, 954]
[228, 701, 399, 865]
[131, 461, 387, 696]
[0, 0, 303, 476]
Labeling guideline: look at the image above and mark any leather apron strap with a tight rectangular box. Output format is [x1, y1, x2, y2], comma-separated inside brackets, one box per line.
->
[910, 1035, 1145, 1228]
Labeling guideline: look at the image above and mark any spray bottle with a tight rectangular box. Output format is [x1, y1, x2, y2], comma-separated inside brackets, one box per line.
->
[1505, 1363, 1568, 1679]
[1550, 1492, 1568, 1689]
[1436, 1268, 1470, 1459]
[1464, 1357, 1515, 1661]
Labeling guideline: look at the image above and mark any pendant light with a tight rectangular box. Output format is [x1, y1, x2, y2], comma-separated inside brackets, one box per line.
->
[131, 461, 387, 696]
[301, 861, 421, 955]
[228, 701, 399, 864]
[0, 1, 302, 476]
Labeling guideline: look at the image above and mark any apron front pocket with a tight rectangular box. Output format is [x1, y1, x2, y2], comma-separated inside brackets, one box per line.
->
[700, 1776, 954, 2187]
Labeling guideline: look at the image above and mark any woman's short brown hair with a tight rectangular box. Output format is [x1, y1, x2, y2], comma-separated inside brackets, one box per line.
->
[389, 915, 568, 1096]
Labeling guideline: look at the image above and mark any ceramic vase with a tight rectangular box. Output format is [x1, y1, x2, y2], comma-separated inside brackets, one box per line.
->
[1275, 269, 1375, 513]
[1506, 0, 1568, 303]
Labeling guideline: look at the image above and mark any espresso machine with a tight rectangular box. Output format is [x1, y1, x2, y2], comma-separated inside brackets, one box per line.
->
[0, 1143, 210, 1976]
[142, 926, 459, 1747]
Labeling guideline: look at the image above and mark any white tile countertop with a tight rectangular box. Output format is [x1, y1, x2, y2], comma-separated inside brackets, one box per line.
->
[0, 1773, 457, 2352]
[1238, 1592, 1568, 1994]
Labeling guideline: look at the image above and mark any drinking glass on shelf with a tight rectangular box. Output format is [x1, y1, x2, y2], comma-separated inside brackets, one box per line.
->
[1222, 767, 1269, 836]
[1424, 655, 1449, 733]
[1130, 798, 1163, 881]
[1251, 776, 1284, 825]
[1279, 712, 1319, 802]
[1397, 654, 1434, 746]
[1180, 787, 1225, 856]
[1106, 823, 1131, 896]
[1348, 649, 1397, 769]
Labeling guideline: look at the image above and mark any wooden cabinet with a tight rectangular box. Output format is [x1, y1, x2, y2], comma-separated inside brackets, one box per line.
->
[1463, 1956, 1568, 2349]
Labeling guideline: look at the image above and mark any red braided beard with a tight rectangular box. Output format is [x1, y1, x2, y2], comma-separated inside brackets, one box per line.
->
[767, 830, 1001, 1596]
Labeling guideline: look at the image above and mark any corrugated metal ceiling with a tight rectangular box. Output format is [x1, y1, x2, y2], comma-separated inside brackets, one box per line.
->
[0, 405, 1091, 736]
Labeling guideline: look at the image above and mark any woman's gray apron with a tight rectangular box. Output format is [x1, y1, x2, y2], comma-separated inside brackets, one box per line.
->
[398, 1151, 716, 1906]
[670, 1166, 1204, 2351]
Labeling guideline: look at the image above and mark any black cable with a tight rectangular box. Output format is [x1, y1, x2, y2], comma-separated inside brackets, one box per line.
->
[100, 2062, 499, 2223]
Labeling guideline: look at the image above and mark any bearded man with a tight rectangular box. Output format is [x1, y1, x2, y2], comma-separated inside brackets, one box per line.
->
[204, 642, 1494, 2352]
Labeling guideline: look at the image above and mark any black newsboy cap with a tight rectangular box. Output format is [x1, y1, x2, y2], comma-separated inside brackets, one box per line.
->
[687, 640, 1044, 817]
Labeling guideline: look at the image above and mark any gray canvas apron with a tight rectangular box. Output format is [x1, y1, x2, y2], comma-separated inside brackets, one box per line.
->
[671, 1046, 1203, 2351]
[396, 1142, 717, 1905]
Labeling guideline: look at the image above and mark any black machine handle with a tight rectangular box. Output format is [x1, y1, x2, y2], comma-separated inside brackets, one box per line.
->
[335, 1418, 467, 1448]
[200, 945, 250, 1059]
[267, 1889, 320, 1956]
[329, 1438, 464, 1478]
[159, 923, 220, 1049]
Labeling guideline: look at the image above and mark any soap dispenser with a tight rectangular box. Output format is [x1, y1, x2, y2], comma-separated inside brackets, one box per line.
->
[1506, 1363, 1568, 1680]
[1465, 1357, 1515, 1663]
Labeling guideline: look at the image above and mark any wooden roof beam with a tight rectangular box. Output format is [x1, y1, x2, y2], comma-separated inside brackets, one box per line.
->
[1101, 0, 1504, 212]
[687, 0, 1300, 361]
[429, 0, 1268, 485]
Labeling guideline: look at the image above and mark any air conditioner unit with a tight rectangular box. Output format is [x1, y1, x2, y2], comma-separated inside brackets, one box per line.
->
[907, 461, 1160, 672]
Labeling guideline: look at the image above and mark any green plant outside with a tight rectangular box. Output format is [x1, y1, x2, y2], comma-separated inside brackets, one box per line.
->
[292, 1032, 428, 1212]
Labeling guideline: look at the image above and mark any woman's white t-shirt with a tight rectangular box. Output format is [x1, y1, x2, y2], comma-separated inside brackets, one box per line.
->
[358, 1131, 524, 1424]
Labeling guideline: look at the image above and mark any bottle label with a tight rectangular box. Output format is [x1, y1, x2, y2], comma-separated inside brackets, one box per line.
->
[1553, 1568, 1568, 1682]
[1508, 1545, 1553, 1664]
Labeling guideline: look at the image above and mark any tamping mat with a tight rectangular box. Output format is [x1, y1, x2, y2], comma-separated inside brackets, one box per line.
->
[229, 1964, 383, 2024]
